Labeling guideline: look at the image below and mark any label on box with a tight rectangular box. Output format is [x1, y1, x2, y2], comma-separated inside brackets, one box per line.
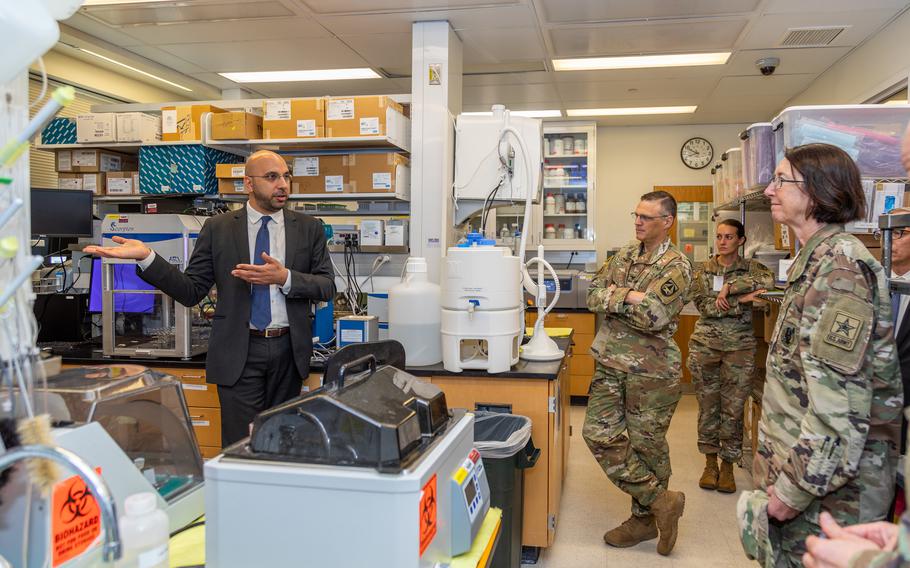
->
[162, 109, 177, 134]
[265, 99, 291, 121]
[231, 180, 244, 192]
[159, 186, 171, 194]
[193, 184, 203, 192]
[340, 329, 363, 343]
[57, 151, 71, 171]
[192, 420, 210, 427]
[328, 98, 355, 120]
[373, 172, 392, 189]
[231, 166, 245, 177]
[100, 153, 121, 171]
[297, 119, 316, 137]
[360, 117, 380, 135]
[182, 384, 207, 391]
[108, 178, 132, 193]
[83, 175, 97, 192]
[59, 178, 82, 190]
[294, 157, 319, 176]
[72, 150, 97, 167]
[325, 175, 344, 192]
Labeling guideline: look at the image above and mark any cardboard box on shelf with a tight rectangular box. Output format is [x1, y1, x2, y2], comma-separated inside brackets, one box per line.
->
[139, 144, 239, 194]
[76, 113, 117, 143]
[219, 179, 247, 194]
[348, 152, 410, 194]
[215, 163, 247, 179]
[325, 96, 404, 138]
[55, 149, 132, 173]
[215, 162, 248, 194]
[290, 155, 351, 194]
[262, 98, 325, 139]
[161, 104, 227, 141]
[116, 112, 161, 143]
[211, 111, 262, 140]
[59, 173, 106, 195]
[106, 171, 139, 195]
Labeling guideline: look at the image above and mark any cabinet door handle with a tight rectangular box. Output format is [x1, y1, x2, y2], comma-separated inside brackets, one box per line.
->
[189, 414, 204, 419]
[182, 374, 205, 380]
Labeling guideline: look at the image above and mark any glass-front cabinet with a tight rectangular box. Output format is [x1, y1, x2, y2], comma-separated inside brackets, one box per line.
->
[675, 202, 713, 263]
[540, 122, 596, 251]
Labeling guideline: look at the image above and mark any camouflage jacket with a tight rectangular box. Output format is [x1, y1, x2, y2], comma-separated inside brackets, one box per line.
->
[689, 255, 774, 351]
[587, 239, 692, 378]
[754, 224, 902, 516]
[848, 516, 910, 567]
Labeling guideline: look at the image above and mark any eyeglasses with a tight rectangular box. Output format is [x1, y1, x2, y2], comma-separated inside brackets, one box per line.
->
[248, 172, 292, 183]
[874, 229, 908, 241]
[715, 234, 740, 241]
[771, 175, 806, 190]
[631, 212, 671, 222]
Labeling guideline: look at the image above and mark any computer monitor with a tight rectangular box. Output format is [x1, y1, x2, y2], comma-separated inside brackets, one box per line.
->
[88, 257, 155, 314]
[30, 188, 93, 237]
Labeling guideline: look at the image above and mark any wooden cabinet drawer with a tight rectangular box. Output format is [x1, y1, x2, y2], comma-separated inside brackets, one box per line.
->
[525, 311, 595, 335]
[199, 445, 222, 460]
[569, 374, 592, 397]
[188, 407, 221, 448]
[179, 375, 220, 408]
[569, 353, 594, 376]
[572, 333, 594, 354]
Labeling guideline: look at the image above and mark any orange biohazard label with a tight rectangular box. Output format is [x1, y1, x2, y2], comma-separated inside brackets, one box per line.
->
[419, 474, 437, 556]
[52, 467, 103, 567]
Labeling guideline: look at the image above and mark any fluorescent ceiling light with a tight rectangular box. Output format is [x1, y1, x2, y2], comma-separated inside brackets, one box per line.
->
[462, 110, 563, 118]
[73, 47, 192, 92]
[554, 52, 731, 71]
[567, 106, 697, 117]
[220, 69, 381, 83]
[883, 100, 909, 106]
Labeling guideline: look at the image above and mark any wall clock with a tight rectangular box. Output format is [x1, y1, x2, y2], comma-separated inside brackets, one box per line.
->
[681, 137, 714, 170]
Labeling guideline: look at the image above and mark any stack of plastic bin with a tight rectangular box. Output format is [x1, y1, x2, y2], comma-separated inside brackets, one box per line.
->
[713, 162, 725, 207]
[771, 105, 910, 178]
[741, 122, 775, 191]
[722, 148, 744, 201]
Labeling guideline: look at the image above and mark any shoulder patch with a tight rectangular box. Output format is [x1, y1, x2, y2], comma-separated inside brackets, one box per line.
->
[823, 311, 862, 351]
[811, 293, 872, 374]
[656, 274, 683, 304]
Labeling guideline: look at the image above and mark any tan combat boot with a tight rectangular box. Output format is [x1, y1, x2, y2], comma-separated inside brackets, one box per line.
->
[651, 489, 686, 556]
[717, 460, 736, 493]
[603, 514, 658, 548]
[699, 453, 719, 490]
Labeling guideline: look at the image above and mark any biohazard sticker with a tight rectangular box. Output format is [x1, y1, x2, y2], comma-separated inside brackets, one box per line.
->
[419, 475, 437, 556]
[52, 467, 102, 567]
[825, 311, 863, 351]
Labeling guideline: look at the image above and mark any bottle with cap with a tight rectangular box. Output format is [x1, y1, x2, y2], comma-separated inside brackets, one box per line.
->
[554, 193, 566, 214]
[544, 224, 556, 240]
[575, 223, 584, 239]
[544, 193, 556, 215]
[117, 492, 169, 568]
[500, 223, 510, 240]
[575, 193, 587, 213]
[566, 196, 577, 213]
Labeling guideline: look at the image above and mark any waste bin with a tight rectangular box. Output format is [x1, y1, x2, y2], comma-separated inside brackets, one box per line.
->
[474, 411, 540, 568]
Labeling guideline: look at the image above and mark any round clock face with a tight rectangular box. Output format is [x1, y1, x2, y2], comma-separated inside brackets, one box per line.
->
[681, 137, 714, 170]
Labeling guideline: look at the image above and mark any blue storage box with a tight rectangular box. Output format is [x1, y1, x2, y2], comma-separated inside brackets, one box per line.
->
[139, 144, 242, 194]
[40, 118, 77, 144]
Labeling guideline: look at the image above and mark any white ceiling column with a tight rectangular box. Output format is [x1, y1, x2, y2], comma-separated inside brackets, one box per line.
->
[409, 20, 462, 283]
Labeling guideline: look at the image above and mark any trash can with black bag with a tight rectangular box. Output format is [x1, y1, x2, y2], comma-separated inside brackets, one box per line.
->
[473, 411, 540, 568]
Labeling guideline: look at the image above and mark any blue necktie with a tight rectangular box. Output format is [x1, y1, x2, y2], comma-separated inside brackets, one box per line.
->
[250, 216, 271, 331]
[893, 292, 901, 327]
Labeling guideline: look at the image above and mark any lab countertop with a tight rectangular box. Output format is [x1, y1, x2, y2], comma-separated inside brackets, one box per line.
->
[48, 336, 573, 380]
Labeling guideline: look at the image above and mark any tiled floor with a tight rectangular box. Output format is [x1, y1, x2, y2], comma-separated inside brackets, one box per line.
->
[536, 395, 756, 567]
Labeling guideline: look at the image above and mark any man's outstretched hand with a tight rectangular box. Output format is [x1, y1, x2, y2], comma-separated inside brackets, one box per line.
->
[232, 253, 289, 286]
[83, 236, 152, 261]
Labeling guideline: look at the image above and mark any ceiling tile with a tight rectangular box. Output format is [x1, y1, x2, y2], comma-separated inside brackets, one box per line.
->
[724, 47, 852, 76]
[156, 38, 369, 72]
[540, 0, 761, 24]
[340, 33, 412, 69]
[300, 0, 516, 15]
[762, 0, 909, 14]
[248, 78, 408, 98]
[122, 45, 209, 75]
[706, 74, 817, 98]
[555, 77, 717, 102]
[550, 19, 748, 57]
[464, 82, 559, 105]
[61, 13, 144, 47]
[107, 17, 328, 46]
[739, 9, 903, 49]
[321, 5, 535, 34]
[460, 28, 545, 64]
[463, 71, 552, 86]
[78, 1, 293, 26]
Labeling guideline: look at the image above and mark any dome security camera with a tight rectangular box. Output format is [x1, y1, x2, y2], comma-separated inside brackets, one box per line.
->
[756, 57, 780, 76]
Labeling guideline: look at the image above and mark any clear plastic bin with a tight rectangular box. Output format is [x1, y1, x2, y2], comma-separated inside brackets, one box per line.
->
[713, 162, 725, 207]
[771, 105, 910, 178]
[741, 122, 775, 190]
[722, 148, 744, 201]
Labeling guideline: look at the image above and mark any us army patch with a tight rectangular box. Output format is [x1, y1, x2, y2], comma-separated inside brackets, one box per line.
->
[656, 275, 682, 304]
[824, 311, 862, 351]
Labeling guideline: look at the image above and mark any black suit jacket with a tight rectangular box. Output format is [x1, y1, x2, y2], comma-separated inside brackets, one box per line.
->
[897, 307, 910, 452]
[138, 206, 335, 386]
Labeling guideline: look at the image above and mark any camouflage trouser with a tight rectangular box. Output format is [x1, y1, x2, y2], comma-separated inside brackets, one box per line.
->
[582, 363, 682, 517]
[737, 489, 828, 568]
[687, 342, 754, 463]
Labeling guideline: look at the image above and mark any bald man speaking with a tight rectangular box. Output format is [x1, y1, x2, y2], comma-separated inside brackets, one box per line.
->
[86, 150, 335, 446]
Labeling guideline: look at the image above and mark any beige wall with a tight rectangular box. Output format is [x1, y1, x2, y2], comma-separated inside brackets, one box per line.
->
[31, 50, 192, 103]
[594, 123, 747, 258]
[788, 9, 910, 105]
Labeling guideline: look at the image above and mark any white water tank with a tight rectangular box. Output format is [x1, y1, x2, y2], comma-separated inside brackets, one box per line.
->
[441, 240, 521, 311]
[388, 257, 442, 366]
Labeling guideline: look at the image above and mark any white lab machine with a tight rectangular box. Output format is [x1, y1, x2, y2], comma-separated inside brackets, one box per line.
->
[100, 213, 208, 359]
[205, 359, 492, 567]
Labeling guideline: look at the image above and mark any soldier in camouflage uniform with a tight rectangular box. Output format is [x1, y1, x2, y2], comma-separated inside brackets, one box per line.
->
[736, 144, 902, 568]
[583, 191, 692, 556]
[688, 219, 774, 493]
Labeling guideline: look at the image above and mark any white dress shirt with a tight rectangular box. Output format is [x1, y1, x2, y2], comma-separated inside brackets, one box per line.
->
[138, 207, 294, 329]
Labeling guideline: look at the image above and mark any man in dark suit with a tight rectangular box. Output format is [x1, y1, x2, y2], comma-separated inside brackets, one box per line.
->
[887, 206, 910, 451]
[85, 150, 335, 446]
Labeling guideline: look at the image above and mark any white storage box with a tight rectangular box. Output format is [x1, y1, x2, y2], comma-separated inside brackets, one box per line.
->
[76, 113, 117, 143]
[116, 112, 161, 143]
[722, 148, 743, 201]
[740, 122, 774, 190]
[385, 220, 408, 247]
[771, 105, 910, 178]
[360, 220, 384, 246]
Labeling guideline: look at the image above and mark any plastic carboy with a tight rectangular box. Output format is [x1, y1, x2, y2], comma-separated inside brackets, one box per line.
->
[116, 492, 169, 568]
[388, 257, 443, 365]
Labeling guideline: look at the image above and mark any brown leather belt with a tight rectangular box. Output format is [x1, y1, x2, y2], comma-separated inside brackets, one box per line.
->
[250, 327, 290, 338]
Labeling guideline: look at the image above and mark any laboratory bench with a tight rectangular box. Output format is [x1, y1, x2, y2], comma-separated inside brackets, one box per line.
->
[53, 334, 574, 550]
